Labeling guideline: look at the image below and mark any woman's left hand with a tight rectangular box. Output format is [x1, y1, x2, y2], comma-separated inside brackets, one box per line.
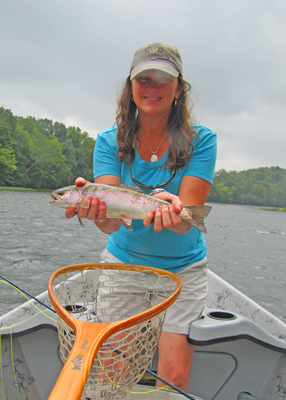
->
[143, 191, 191, 234]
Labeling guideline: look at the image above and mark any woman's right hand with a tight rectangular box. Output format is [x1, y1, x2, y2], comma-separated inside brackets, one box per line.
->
[65, 176, 107, 222]
[65, 177, 121, 234]
[65, 177, 92, 219]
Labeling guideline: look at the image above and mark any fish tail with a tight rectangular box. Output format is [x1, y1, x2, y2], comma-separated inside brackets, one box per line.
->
[182, 205, 212, 233]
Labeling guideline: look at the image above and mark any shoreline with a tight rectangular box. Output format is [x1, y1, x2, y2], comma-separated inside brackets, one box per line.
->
[0, 187, 51, 192]
[260, 207, 286, 212]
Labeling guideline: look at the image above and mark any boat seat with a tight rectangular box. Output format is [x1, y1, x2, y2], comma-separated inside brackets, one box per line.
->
[188, 307, 286, 351]
[0, 309, 57, 337]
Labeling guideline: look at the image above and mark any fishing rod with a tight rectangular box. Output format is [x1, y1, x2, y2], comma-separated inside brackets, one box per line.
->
[0, 275, 203, 400]
[110, 347, 202, 400]
[0, 274, 56, 313]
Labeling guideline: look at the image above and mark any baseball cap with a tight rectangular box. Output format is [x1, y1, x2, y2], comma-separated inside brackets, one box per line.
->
[130, 42, 183, 80]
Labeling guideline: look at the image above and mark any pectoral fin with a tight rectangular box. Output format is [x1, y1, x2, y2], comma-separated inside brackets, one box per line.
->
[77, 215, 85, 228]
[120, 215, 133, 231]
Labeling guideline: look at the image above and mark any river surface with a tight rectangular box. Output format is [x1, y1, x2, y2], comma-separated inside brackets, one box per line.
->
[0, 190, 285, 322]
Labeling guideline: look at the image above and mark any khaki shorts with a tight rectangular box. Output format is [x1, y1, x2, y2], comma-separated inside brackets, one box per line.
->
[100, 248, 208, 335]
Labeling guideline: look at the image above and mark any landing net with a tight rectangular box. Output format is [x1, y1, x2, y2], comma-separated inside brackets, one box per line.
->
[49, 263, 181, 400]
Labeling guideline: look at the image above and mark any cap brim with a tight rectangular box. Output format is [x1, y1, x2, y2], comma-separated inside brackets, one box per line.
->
[130, 60, 179, 80]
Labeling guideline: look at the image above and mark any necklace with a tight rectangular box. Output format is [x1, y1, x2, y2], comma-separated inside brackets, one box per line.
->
[140, 130, 168, 162]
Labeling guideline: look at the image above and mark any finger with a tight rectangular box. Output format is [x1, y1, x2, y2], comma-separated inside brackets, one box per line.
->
[165, 195, 183, 213]
[143, 210, 156, 227]
[96, 200, 107, 222]
[168, 204, 182, 225]
[161, 205, 172, 228]
[151, 191, 183, 213]
[65, 205, 77, 219]
[86, 196, 99, 220]
[171, 199, 183, 214]
[75, 177, 90, 186]
[153, 209, 163, 232]
[78, 196, 92, 219]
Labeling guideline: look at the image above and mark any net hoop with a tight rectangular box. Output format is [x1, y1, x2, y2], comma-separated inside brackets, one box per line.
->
[49, 263, 181, 333]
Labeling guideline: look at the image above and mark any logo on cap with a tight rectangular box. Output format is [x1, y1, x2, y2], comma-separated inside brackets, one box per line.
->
[145, 45, 171, 60]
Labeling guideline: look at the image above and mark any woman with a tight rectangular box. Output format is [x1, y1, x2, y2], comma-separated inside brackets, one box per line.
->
[66, 42, 217, 391]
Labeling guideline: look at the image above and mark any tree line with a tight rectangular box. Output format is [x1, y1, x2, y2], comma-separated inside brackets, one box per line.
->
[208, 167, 286, 207]
[0, 107, 95, 189]
[1, 107, 285, 207]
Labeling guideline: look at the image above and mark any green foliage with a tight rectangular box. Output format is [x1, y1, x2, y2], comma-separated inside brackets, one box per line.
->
[0, 107, 17, 132]
[208, 167, 286, 207]
[208, 178, 233, 203]
[0, 123, 17, 185]
[1, 107, 285, 207]
[0, 107, 95, 189]
[65, 127, 94, 182]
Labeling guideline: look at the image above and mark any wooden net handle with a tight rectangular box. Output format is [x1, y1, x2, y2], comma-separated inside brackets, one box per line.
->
[48, 320, 116, 399]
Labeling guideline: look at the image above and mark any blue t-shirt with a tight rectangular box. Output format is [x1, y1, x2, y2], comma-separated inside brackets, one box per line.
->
[93, 124, 217, 272]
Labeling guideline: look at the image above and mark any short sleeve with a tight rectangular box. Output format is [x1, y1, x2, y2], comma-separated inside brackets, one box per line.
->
[93, 127, 122, 179]
[184, 124, 217, 184]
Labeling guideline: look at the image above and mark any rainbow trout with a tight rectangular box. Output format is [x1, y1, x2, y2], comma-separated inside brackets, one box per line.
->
[50, 183, 212, 233]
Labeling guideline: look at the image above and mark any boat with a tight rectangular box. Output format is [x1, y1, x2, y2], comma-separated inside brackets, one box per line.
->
[1, 269, 286, 400]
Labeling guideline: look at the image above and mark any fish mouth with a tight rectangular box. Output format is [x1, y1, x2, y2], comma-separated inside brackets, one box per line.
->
[49, 194, 67, 208]
[49, 194, 62, 204]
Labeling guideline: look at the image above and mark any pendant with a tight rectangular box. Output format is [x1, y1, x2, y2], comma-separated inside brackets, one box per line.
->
[151, 154, 158, 162]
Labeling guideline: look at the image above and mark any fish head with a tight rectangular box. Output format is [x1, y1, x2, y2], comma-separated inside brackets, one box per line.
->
[50, 186, 82, 208]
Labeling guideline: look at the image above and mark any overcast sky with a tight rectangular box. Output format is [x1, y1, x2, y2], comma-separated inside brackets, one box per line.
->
[1, 0, 285, 172]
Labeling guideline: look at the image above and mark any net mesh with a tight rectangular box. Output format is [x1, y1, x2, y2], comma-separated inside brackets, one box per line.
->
[52, 265, 179, 400]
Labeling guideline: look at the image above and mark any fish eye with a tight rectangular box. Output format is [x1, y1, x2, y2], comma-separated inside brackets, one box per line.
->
[57, 190, 65, 196]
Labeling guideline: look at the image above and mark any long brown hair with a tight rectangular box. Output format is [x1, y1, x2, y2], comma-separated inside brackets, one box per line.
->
[116, 75, 197, 171]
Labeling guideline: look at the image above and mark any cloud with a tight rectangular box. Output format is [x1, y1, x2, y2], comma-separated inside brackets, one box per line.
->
[1, 0, 286, 171]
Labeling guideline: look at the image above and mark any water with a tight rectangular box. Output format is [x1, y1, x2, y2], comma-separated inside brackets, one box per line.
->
[0, 190, 285, 322]
[205, 203, 286, 322]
